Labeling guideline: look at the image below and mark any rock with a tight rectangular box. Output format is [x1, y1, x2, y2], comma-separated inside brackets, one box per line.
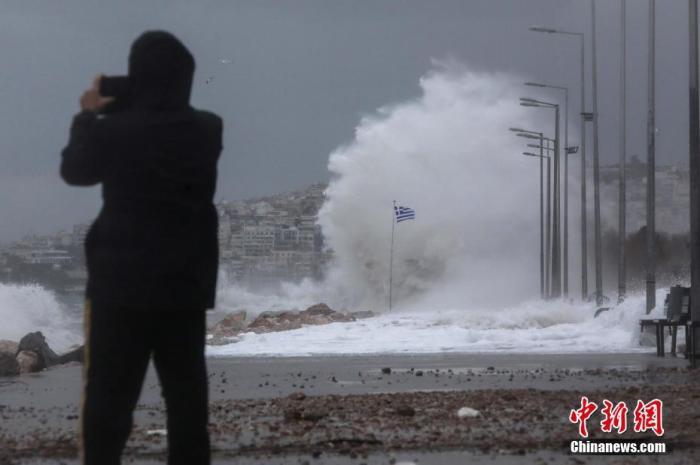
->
[247, 303, 355, 334]
[300, 409, 327, 422]
[14, 332, 84, 372]
[209, 310, 248, 338]
[209, 303, 359, 340]
[456, 406, 480, 418]
[303, 303, 335, 316]
[299, 303, 354, 324]
[285, 407, 326, 422]
[248, 311, 303, 333]
[0, 340, 19, 356]
[284, 408, 302, 421]
[0, 352, 19, 377]
[395, 405, 416, 416]
[287, 391, 306, 401]
[16, 350, 41, 374]
[18, 332, 59, 370]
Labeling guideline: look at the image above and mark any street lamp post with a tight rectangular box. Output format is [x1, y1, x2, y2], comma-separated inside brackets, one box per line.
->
[529, 25, 588, 302]
[525, 81, 571, 298]
[512, 127, 548, 298]
[646, 0, 657, 313]
[521, 98, 561, 298]
[619, 0, 627, 304]
[518, 132, 552, 296]
[524, 146, 553, 298]
[591, 0, 604, 306]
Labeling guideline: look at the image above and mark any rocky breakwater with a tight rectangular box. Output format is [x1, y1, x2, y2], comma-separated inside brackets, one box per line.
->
[0, 332, 83, 376]
[208, 303, 374, 345]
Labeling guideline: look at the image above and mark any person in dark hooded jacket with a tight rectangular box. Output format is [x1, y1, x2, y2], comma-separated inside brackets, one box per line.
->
[61, 31, 221, 465]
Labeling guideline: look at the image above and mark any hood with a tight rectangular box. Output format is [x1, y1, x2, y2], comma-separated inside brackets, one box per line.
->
[127, 31, 195, 110]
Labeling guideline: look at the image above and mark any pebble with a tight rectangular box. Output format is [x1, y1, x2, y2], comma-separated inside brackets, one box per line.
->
[456, 407, 480, 418]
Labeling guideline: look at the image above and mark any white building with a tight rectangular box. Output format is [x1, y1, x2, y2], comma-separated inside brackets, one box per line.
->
[242, 225, 275, 256]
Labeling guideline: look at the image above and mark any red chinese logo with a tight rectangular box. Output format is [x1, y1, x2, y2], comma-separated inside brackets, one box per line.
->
[600, 399, 629, 434]
[569, 396, 598, 438]
[569, 397, 664, 438]
[633, 399, 664, 437]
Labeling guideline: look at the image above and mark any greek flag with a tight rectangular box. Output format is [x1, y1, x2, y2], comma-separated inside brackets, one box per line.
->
[394, 204, 416, 223]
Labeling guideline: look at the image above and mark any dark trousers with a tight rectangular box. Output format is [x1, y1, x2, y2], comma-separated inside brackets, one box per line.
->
[80, 300, 210, 465]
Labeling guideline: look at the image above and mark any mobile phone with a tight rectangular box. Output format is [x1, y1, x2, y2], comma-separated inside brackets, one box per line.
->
[99, 76, 130, 99]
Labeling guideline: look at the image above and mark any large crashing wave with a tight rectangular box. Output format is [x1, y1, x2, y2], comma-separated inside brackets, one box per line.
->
[317, 62, 559, 312]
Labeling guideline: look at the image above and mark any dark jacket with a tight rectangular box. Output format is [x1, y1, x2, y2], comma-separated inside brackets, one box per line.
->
[61, 31, 222, 310]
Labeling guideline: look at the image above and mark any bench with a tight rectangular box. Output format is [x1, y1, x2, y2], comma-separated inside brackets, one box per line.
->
[639, 318, 693, 357]
[639, 285, 700, 366]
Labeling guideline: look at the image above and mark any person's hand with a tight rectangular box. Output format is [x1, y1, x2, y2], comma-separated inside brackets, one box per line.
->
[79, 74, 114, 112]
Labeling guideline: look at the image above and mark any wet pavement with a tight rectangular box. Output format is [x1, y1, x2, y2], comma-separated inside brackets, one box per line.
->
[1, 352, 698, 464]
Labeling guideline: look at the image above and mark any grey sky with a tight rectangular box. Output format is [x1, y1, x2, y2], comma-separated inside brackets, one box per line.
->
[0, 0, 691, 242]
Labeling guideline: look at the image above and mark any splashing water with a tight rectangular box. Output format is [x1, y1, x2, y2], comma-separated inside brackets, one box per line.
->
[207, 292, 657, 357]
[318, 62, 557, 311]
[208, 62, 657, 356]
[0, 283, 81, 352]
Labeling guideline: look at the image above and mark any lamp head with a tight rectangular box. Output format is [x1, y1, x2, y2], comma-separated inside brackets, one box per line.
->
[529, 26, 558, 33]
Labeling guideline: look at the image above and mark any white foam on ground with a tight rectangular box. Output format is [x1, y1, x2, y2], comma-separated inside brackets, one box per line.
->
[0, 281, 661, 358]
[207, 291, 660, 357]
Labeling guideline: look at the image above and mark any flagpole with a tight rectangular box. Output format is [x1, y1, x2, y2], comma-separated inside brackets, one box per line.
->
[389, 200, 396, 312]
